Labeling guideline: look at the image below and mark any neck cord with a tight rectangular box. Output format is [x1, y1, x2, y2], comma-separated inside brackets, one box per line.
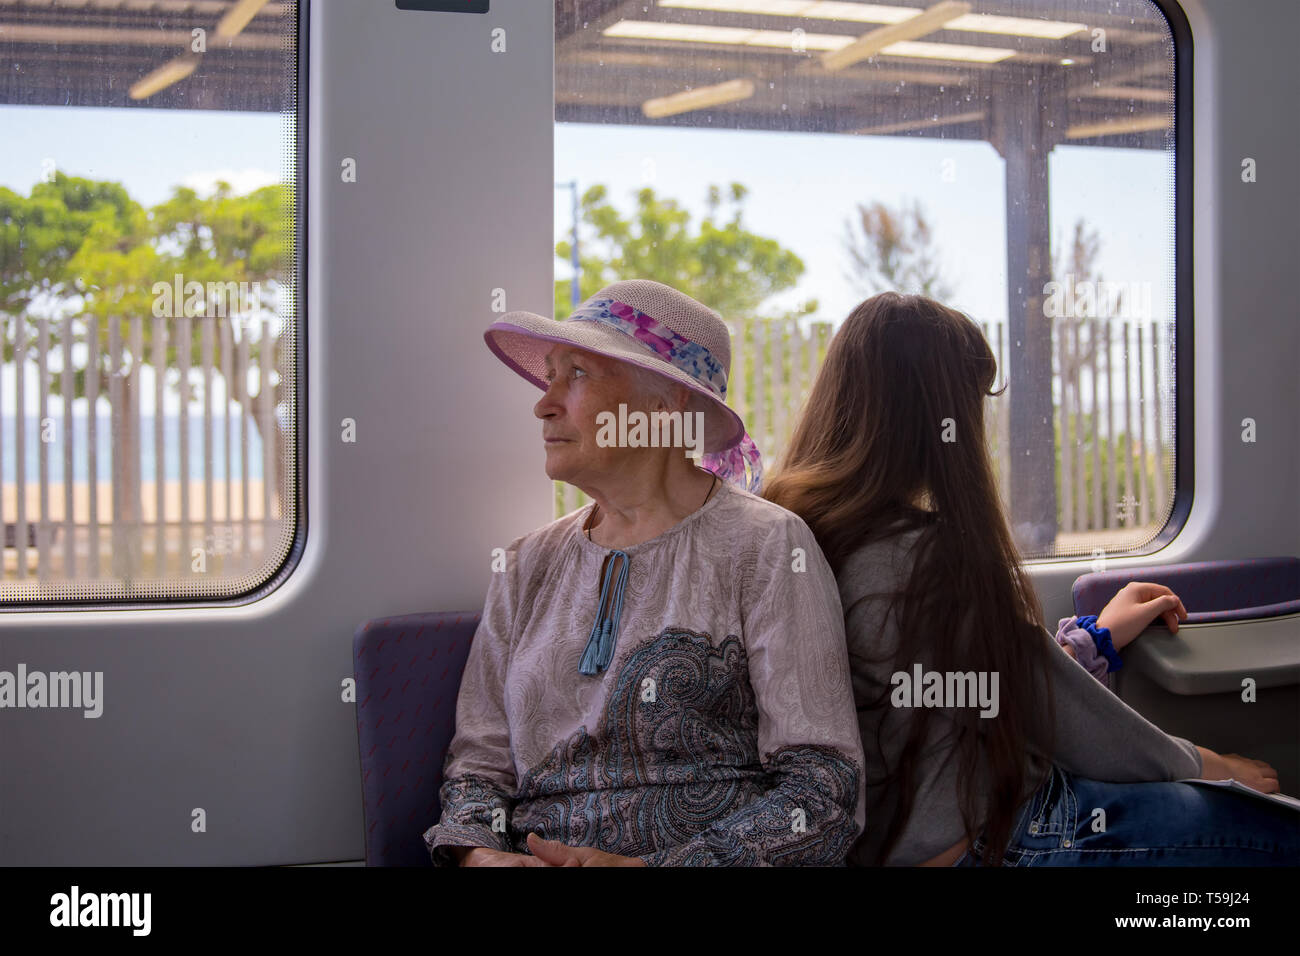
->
[577, 472, 718, 675]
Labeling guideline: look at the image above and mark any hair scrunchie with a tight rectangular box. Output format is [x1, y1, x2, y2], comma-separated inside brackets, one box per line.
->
[1076, 614, 1123, 672]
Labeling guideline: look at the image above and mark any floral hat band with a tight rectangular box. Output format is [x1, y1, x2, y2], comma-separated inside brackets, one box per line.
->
[566, 297, 763, 493]
[483, 280, 764, 493]
[568, 297, 730, 400]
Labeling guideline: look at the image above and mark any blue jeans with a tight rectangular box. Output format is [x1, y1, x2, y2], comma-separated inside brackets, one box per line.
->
[953, 765, 1300, 866]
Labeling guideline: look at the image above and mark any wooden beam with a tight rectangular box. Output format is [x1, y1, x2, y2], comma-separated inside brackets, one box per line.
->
[0, 23, 280, 49]
[821, 1, 972, 71]
[555, 0, 639, 56]
[851, 109, 986, 136]
[642, 78, 755, 118]
[1069, 59, 1169, 95]
[1076, 84, 1171, 104]
[1067, 115, 1170, 139]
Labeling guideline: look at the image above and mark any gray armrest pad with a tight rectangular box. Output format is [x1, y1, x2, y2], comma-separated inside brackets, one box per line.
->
[1123, 614, 1300, 695]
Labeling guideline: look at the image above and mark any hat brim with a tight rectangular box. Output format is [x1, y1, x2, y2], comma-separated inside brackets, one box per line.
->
[484, 310, 747, 454]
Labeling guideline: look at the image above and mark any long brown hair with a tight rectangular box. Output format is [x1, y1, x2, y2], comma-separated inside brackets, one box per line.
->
[763, 292, 1054, 865]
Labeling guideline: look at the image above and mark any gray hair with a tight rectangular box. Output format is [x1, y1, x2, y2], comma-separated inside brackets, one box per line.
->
[619, 361, 697, 415]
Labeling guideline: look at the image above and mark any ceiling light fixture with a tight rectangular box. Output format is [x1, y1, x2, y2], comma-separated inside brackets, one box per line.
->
[605, 19, 1012, 62]
[658, 1, 1085, 39]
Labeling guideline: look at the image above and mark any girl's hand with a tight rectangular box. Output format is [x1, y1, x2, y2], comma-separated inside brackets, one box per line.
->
[1096, 581, 1188, 650]
[1195, 748, 1281, 794]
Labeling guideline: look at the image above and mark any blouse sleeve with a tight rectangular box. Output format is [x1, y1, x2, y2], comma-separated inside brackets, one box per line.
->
[422, 542, 522, 866]
[637, 515, 866, 866]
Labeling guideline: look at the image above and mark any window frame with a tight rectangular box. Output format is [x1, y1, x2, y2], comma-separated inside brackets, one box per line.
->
[0, 0, 311, 611]
[1094, 0, 1194, 564]
[550, 0, 1195, 564]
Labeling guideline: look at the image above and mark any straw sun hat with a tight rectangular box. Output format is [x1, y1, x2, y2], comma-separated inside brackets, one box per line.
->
[483, 279, 763, 492]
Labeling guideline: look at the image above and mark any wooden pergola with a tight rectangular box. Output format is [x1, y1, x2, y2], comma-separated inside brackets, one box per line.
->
[0, 0, 295, 112]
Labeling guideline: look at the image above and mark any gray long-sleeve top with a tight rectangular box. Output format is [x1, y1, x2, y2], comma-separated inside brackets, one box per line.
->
[839, 528, 1203, 866]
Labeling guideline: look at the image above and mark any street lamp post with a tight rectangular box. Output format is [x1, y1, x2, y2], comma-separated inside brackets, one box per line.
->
[556, 180, 580, 309]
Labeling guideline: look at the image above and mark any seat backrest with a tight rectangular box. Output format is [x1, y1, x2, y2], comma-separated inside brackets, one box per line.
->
[1072, 556, 1300, 623]
[352, 610, 480, 866]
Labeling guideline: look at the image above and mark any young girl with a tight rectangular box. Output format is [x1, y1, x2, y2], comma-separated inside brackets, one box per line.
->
[764, 291, 1298, 866]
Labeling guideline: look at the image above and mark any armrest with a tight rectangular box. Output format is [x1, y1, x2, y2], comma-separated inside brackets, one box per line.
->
[1073, 556, 1299, 622]
[1121, 614, 1300, 695]
[1073, 557, 1300, 696]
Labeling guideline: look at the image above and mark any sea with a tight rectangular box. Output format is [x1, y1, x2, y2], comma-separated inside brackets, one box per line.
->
[0, 415, 267, 482]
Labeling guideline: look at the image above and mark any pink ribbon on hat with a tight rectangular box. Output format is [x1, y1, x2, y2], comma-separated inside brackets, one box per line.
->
[700, 433, 764, 493]
[567, 297, 764, 493]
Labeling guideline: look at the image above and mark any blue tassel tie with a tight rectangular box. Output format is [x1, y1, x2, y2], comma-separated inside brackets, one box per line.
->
[579, 549, 629, 676]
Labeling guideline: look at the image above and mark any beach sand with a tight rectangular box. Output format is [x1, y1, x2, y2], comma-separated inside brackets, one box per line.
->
[2, 480, 286, 582]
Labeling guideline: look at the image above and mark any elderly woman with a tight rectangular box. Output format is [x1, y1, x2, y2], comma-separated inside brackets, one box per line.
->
[422, 279, 865, 866]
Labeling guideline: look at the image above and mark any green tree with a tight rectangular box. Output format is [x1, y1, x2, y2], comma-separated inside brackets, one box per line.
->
[554, 182, 817, 321]
[145, 178, 292, 454]
[1, 173, 293, 577]
[1, 176, 147, 362]
[841, 198, 956, 301]
[3, 173, 289, 428]
[1051, 217, 1126, 379]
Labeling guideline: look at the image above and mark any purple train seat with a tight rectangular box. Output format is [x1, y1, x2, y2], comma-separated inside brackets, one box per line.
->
[1072, 556, 1300, 624]
[352, 610, 480, 866]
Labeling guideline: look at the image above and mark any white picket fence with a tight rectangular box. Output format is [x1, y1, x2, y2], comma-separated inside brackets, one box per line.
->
[1, 314, 286, 590]
[556, 314, 1175, 548]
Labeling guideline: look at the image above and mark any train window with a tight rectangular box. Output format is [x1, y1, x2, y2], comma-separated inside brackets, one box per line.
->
[554, 0, 1179, 561]
[0, 0, 301, 603]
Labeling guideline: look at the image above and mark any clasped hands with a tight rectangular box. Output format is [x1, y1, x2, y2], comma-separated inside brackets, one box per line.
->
[453, 832, 647, 867]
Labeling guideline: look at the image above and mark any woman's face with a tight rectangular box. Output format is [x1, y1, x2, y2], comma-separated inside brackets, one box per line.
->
[535, 344, 634, 486]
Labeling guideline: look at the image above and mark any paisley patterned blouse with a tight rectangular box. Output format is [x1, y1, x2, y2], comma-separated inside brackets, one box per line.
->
[422, 478, 866, 865]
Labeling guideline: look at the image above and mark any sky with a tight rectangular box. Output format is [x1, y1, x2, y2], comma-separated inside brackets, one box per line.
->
[0, 101, 1173, 416]
[553, 122, 1174, 327]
